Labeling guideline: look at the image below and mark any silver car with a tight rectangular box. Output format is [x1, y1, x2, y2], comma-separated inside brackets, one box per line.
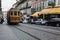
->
[35, 19, 47, 25]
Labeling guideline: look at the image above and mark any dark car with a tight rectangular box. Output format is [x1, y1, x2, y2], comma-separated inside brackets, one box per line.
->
[46, 18, 60, 27]
[48, 18, 60, 26]
[35, 18, 60, 26]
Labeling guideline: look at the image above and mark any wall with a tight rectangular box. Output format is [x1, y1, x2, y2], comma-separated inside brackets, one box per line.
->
[31, 0, 48, 14]
[17, 0, 32, 15]
[56, 0, 60, 6]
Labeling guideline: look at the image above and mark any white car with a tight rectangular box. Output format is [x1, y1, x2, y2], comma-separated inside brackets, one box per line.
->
[23, 20, 28, 23]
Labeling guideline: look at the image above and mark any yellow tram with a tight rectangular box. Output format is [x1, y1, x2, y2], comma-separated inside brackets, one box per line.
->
[40, 7, 60, 26]
[40, 7, 60, 19]
[7, 8, 20, 24]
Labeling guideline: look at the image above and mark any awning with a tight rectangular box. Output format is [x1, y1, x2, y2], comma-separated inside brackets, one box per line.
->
[49, 8, 60, 14]
[31, 12, 40, 17]
[40, 8, 52, 14]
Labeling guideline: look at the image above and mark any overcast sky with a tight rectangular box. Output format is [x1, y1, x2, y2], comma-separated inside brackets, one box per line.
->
[2, 0, 16, 11]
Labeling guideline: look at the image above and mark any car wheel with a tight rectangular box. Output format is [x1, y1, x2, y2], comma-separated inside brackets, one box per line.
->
[45, 23, 48, 26]
[0, 22, 3, 24]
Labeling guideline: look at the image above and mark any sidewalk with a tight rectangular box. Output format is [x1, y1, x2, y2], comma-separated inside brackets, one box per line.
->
[0, 24, 19, 40]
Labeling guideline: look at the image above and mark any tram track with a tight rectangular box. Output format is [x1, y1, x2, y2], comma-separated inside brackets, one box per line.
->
[14, 25, 41, 40]
[7, 23, 60, 40]
[7, 24, 40, 40]
[15, 24, 60, 36]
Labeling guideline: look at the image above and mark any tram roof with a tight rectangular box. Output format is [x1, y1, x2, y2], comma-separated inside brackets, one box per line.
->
[40, 7, 60, 14]
[40, 8, 52, 14]
[48, 7, 60, 14]
[10, 9, 19, 11]
[9, 8, 19, 11]
[30, 12, 40, 17]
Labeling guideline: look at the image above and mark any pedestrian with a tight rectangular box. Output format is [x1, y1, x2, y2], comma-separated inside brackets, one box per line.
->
[1, 18, 4, 24]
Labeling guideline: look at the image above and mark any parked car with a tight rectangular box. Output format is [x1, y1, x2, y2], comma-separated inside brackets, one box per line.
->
[49, 18, 60, 26]
[22, 19, 28, 23]
[35, 18, 60, 26]
[35, 19, 47, 25]
[30, 19, 35, 24]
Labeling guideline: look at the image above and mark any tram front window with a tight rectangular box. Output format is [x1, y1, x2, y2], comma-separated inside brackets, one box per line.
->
[18, 11, 20, 16]
[14, 11, 17, 16]
[10, 11, 13, 16]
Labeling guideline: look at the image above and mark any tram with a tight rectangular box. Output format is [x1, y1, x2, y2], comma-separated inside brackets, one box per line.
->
[40, 7, 60, 26]
[7, 8, 20, 24]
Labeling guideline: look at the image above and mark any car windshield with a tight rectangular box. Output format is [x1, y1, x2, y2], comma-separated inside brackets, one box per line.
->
[37, 19, 41, 21]
[37, 19, 43, 20]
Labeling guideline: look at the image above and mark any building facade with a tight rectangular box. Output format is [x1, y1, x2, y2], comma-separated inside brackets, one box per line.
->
[0, 0, 2, 16]
[31, 0, 48, 14]
[0, 0, 1, 11]
[48, 0, 60, 7]
[16, 0, 31, 15]
[15, 0, 32, 22]
[55, 0, 60, 6]
[15, 0, 60, 15]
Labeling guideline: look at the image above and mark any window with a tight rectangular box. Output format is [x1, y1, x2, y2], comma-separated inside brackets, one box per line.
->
[10, 11, 13, 16]
[14, 11, 17, 16]
[18, 12, 20, 15]
[45, 14, 60, 18]
[50, 15, 57, 18]
[36, 0, 37, 1]
[28, 1, 31, 7]
[58, 0, 60, 5]
[48, 0, 56, 7]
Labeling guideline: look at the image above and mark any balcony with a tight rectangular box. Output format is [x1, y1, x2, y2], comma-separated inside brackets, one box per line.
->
[16, 0, 26, 3]
[20, 0, 25, 2]
[28, 1, 32, 7]
[16, 0, 26, 7]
